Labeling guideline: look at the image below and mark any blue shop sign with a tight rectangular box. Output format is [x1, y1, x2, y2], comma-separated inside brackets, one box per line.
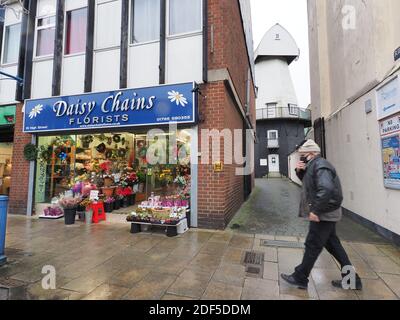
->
[23, 82, 197, 133]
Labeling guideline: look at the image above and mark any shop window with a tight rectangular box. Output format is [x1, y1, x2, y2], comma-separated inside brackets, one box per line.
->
[35, 16, 56, 57]
[65, 7, 87, 55]
[34, 131, 192, 214]
[169, 0, 202, 36]
[0, 143, 13, 196]
[2, 23, 21, 65]
[131, 0, 160, 44]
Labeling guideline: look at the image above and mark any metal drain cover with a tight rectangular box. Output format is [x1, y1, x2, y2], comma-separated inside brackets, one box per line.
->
[261, 239, 305, 249]
[242, 251, 264, 278]
[243, 251, 264, 265]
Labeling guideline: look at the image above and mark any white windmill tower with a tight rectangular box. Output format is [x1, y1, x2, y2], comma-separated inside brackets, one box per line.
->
[254, 24, 310, 178]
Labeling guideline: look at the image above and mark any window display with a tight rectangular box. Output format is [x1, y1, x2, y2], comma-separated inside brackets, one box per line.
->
[34, 130, 192, 218]
[0, 143, 13, 196]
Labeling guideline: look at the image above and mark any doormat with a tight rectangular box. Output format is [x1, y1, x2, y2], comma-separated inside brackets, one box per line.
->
[260, 239, 305, 249]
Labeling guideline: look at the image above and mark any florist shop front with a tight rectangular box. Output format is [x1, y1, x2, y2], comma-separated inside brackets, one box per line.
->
[23, 83, 197, 230]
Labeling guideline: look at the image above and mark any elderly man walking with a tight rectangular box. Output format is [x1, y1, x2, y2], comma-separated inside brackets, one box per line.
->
[281, 140, 362, 291]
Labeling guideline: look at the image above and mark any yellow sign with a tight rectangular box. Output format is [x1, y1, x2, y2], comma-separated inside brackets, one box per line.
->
[213, 161, 223, 172]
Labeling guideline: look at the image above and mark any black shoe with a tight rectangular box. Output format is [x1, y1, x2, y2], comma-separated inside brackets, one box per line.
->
[280, 273, 308, 290]
[332, 274, 363, 291]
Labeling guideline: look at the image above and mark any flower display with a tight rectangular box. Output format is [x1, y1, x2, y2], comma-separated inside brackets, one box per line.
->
[44, 206, 63, 217]
[72, 182, 83, 194]
[57, 192, 82, 209]
[105, 197, 115, 204]
[99, 160, 112, 173]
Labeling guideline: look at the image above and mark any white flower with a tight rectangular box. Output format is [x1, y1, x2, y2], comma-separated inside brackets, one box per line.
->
[29, 104, 44, 119]
[168, 91, 188, 107]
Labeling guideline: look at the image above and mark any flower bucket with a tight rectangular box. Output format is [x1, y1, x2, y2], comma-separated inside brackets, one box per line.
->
[85, 209, 93, 224]
[104, 202, 114, 213]
[64, 208, 77, 225]
[122, 197, 130, 208]
[77, 211, 86, 222]
[128, 194, 136, 206]
[114, 200, 121, 210]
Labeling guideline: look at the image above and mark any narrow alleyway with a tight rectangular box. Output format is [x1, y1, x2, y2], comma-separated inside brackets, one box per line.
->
[229, 179, 389, 244]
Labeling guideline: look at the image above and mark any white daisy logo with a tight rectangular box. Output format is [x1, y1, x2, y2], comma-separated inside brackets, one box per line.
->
[29, 104, 44, 119]
[168, 90, 188, 107]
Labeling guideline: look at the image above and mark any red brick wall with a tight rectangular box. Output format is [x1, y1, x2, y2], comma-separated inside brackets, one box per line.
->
[197, 0, 255, 229]
[9, 104, 32, 215]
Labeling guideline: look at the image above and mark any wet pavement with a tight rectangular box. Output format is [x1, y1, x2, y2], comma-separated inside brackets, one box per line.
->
[229, 178, 389, 244]
[0, 179, 399, 300]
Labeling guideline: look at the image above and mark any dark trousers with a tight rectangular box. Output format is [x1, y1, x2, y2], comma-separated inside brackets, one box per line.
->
[294, 221, 353, 284]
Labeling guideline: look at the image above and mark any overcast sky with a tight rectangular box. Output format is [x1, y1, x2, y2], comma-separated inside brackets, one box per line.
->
[250, 0, 311, 108]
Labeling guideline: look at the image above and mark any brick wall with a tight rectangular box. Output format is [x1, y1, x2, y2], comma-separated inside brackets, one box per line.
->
[9, 104, 32, 215]
[197, 0, 255, 229]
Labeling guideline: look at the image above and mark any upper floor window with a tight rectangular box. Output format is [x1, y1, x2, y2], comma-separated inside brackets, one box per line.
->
[267, 130, 278, 140]
[131, 0, 160, 44]
[36, 16, 56, 57]
[288, 104, 299, 116]
[169, 0, 202, 36]
[2, 23, 21, 65]
[65, 7, 87, 55]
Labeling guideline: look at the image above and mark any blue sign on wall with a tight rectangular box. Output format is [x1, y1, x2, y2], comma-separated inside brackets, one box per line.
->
[23, 83, 197, 133]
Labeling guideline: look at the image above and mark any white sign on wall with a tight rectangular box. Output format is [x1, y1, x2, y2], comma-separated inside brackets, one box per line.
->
[377, 76, 400, 120]
[260, 159, 268, 167]
[380, 114, 400, 137]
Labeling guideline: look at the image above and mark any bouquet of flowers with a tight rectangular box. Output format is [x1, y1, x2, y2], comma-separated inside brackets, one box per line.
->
[72, 182, 83, 195]
[80, 198, 93, 209]
[99, 160, 112, 174]
[174, 176, 187, 188]
[44, 206, 63, 217]
[105, 197, 115, 204]
[57, 192, 82, 209]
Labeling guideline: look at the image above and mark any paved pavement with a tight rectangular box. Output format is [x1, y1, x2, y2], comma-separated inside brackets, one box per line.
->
[1, 214, 399, 300]
[229, 178, 389, 244]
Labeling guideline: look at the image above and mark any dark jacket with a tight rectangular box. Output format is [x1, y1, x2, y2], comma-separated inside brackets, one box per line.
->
[296, 156, 343, 222]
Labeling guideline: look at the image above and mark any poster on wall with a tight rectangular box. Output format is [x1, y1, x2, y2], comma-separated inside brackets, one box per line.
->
[380, 113, 400, 190]
[377, 76, 400, 120]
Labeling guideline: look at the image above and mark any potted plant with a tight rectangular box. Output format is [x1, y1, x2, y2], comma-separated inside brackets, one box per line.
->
[122, 187, 135, 206]
[104, 197, 114, 213]
[58, 193, 82, 225]
[137, 171, 146, 192]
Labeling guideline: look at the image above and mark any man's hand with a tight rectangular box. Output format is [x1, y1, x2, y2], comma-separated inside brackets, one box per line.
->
[309, 212, 320, 222]
[296, 161, 306, 171]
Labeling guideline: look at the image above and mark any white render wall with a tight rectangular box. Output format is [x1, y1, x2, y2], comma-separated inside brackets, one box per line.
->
[0, 2, 22, 104]
[255, 57, 298, 110]
[0, 0, 204, 102]
[308, 0, 400, 236]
